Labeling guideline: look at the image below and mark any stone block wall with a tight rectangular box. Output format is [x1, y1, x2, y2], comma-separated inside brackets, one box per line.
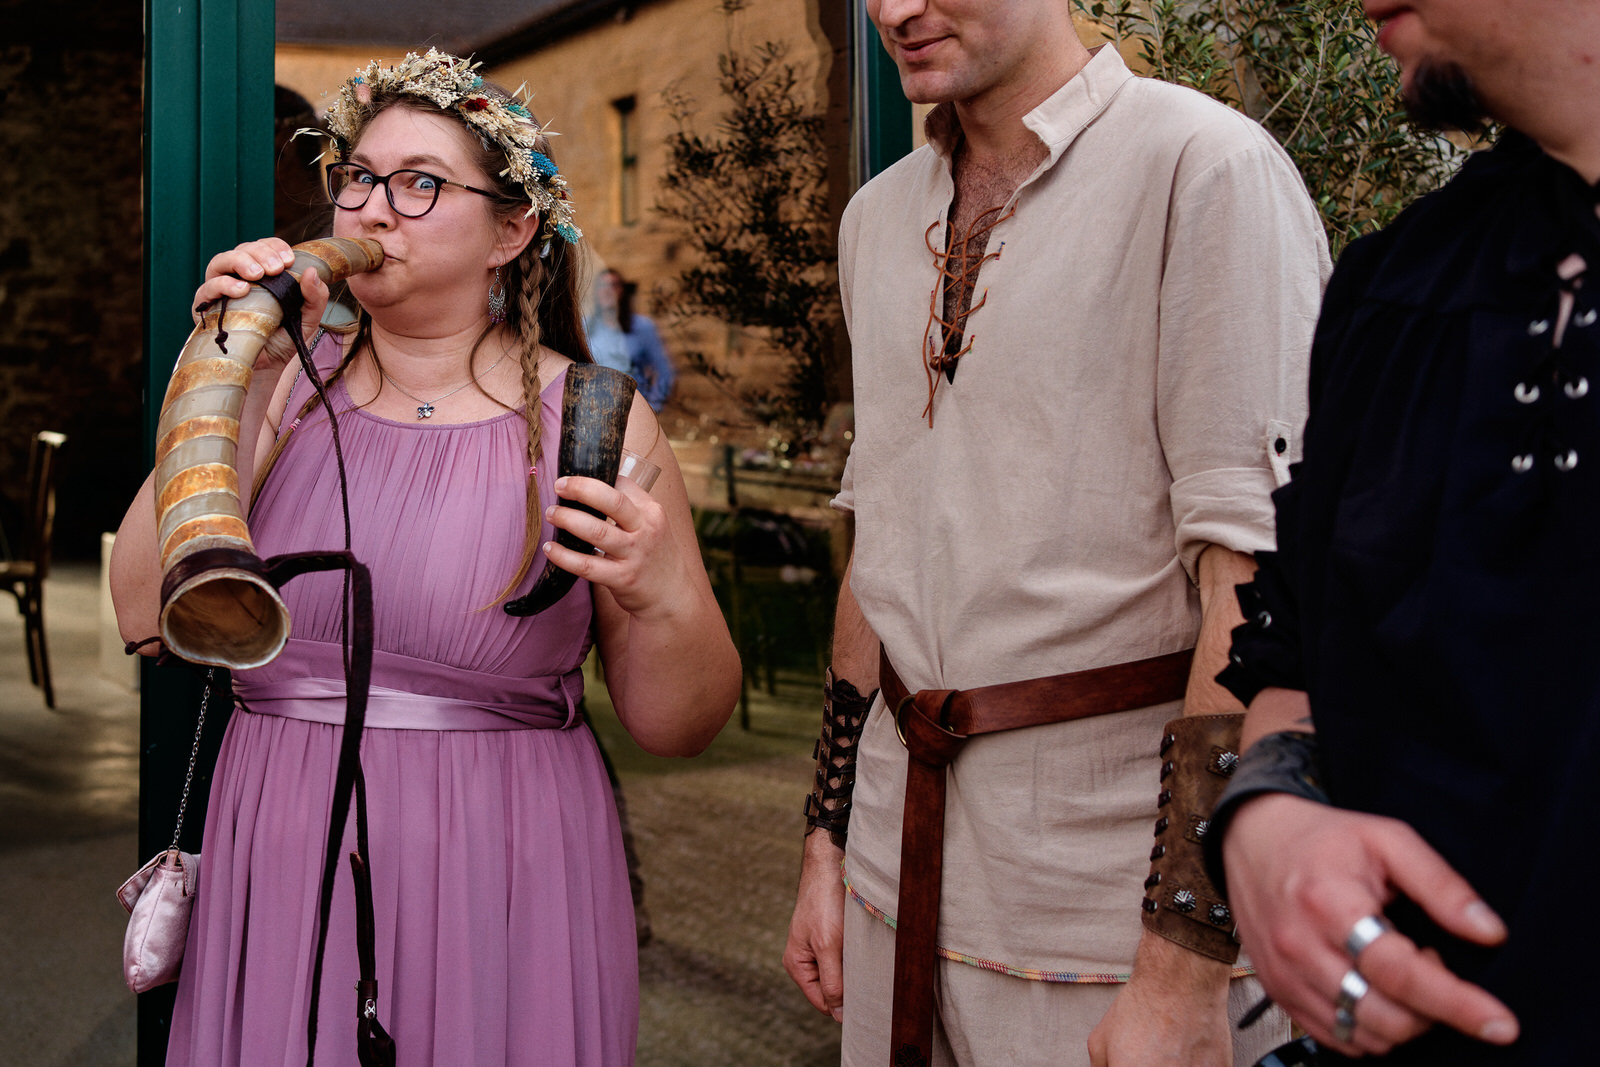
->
[0, 0, 146, 561]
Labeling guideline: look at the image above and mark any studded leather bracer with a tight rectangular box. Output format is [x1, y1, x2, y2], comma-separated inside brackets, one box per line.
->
[803, 669, 876, 850]
[1140, 713, 1245, 964]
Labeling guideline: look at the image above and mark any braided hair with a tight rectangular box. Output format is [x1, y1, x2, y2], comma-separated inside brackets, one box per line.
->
[253, 86, 592, 605]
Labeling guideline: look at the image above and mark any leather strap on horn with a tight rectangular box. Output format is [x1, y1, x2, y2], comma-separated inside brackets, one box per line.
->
[880, 647, 1194, 1067]
[158, 546, 275, 607]
[247, 276, 394, 1066]
[351, 850, 397, 1066]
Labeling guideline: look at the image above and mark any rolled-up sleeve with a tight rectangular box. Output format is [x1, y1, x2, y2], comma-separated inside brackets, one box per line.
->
[1157, 137, 1328, 580]
[1217, 228, 1381, 704]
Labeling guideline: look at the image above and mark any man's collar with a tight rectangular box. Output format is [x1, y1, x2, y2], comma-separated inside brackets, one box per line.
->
[922, 45, 1134, 164]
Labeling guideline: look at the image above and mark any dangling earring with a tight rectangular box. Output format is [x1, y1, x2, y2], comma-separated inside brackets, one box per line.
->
[488, 266, 508, 323]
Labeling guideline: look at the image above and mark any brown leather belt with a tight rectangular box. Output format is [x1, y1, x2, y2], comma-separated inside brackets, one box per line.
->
[880, 645, 1194, 1067]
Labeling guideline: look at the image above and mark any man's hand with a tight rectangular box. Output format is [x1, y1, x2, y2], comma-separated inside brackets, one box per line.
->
[1088, 931, 1231, 1066]
[783, 832, 848, 1022]
[1223, 793, 1519, 1056]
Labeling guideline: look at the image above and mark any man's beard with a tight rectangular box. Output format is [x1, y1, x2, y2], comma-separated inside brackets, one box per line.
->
[1404, 59, 1488, 132]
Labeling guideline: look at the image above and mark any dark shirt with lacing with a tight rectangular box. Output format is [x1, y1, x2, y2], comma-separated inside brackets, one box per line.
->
[1220, 131, 1600, 1065]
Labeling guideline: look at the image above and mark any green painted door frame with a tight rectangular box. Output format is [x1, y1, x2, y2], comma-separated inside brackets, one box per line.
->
[139, 2, 274, 1061]
[851, 0, 912, 185]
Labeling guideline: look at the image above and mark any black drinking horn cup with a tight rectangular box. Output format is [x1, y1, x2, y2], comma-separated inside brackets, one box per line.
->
[504, 364, 637, 616]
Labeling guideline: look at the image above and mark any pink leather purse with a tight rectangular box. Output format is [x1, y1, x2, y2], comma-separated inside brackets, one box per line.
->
[114, 669, 215, 994]
[117, 847, 200, 993]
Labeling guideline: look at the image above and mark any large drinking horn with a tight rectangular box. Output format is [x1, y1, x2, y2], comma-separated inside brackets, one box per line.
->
[504, 364, 637, 617]
[155, 237, 385, 669]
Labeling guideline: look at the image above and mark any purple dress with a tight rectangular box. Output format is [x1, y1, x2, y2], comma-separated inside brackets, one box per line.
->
[166, 349, 638, 1066]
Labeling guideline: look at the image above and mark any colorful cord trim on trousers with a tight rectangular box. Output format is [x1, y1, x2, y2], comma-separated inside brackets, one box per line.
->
[843, 874, 1255, 983]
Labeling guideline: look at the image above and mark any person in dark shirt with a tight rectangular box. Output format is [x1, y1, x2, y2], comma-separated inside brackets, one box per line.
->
[1213, 3, 1600, 1064]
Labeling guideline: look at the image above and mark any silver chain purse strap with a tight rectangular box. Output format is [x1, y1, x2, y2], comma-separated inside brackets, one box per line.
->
[168, 668, 216, 850]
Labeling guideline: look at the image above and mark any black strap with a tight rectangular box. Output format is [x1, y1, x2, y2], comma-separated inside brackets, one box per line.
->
[270, 550, 389, 1067]
[232, 269, 395, 1066]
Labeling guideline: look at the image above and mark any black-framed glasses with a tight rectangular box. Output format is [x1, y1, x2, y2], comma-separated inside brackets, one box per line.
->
[325, 163, 505, 218]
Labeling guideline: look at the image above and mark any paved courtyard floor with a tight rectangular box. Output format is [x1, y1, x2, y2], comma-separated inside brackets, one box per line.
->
[0, 562, 841, 1066]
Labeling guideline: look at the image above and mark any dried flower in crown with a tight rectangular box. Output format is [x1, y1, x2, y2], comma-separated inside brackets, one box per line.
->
[325, 49, 582, 245]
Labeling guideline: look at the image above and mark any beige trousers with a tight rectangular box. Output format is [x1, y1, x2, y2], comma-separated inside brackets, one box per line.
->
[840, 900, 1289, 1067]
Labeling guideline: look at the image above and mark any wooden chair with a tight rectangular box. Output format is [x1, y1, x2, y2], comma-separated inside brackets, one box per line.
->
[2, 431, 67, 708]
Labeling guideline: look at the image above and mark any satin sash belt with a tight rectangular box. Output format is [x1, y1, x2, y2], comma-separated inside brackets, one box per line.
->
[239, 677, 576, 730]
[235, 639, 585, 731]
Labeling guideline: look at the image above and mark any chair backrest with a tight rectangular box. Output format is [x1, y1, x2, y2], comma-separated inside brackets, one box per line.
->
[24, 431, 66, 578]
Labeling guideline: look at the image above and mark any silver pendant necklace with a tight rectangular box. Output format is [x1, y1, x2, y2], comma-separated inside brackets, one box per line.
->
[379, 351, 509, 419]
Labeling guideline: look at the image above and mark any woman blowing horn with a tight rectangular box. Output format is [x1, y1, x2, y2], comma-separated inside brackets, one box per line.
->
[111, 50, 739, 1066]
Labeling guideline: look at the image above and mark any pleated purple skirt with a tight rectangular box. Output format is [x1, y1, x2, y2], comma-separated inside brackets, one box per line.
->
[165, 696, 638, 1066]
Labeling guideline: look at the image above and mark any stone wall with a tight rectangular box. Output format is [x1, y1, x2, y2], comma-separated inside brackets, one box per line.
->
[0, 0, 145, 560]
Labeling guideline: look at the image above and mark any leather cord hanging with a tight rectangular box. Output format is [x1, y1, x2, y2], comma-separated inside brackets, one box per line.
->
[248, 271, 395, 1066]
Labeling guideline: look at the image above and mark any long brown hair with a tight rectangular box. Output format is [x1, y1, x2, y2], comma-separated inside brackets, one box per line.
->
[253, 86, 593, 605]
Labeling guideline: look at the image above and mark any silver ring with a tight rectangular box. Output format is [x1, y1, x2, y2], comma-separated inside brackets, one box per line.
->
[1344, 914, 1391, 959]
[1331, 967, 1369, 1042]
[1332, 1005, 1357, 1044]
[1335, 967, 1370, 1012]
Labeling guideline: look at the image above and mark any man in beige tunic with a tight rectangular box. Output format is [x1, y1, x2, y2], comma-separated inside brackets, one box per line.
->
[782, 2, 1330, 1065]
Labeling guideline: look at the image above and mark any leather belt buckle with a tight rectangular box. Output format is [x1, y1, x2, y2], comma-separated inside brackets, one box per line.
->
[894, 691, 964, 752]
[893, 693, 919, 748]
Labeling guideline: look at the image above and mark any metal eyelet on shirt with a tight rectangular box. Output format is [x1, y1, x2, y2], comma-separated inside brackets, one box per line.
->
[1566, 377, 1590, 399]
[1576, 308, 1598, 328]
[1514, 382, 1541, 404]
[1555, 449, 1580, 472]
[1512, 453, 1536, 473]
[1528, 319, 1551, 336]
[1256, 609, 1273, 628]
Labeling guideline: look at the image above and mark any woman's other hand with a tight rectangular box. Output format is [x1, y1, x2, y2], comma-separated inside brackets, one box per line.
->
[556, 395, 740, 755]
[542, 473, 695, 620]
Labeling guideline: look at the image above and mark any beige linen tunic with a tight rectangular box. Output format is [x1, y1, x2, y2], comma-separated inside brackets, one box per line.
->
[835, 46, 1330, 980]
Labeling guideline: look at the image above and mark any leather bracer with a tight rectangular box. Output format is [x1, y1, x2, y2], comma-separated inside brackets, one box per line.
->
[803, 669, 875, 850]
[1140, 713, 1244, 964]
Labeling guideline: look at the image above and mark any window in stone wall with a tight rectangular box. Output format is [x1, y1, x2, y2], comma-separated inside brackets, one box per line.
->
[613, 95, 639, 226]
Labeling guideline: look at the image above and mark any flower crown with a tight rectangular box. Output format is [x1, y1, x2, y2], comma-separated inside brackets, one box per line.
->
[325, 49, 581, 246]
